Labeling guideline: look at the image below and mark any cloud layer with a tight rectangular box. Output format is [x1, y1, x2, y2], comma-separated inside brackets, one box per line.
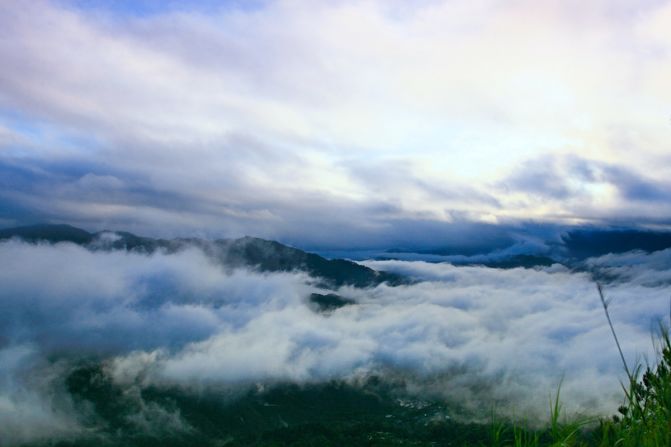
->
[1, 0, 671, 245]
[2, 240, 670, 443]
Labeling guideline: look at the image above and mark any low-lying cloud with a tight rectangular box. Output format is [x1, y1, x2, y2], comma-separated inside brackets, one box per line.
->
[1, 241, 670, 443]
[0, 345, 81, 446]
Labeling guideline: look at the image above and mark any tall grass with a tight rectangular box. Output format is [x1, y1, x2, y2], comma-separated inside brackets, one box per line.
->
[594, 284, 671, 447]
[483, 284, 671, 447]
[484, 384, 593, 447]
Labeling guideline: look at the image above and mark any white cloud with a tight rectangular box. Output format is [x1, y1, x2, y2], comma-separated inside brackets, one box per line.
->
[3, 239, 668, 426]
[0, 239, 670, 441]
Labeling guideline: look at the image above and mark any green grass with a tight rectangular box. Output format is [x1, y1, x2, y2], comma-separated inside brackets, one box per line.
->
[592, 284, 671, 447]
[479, 285, 671, 447]
[593, 325, 671, 447]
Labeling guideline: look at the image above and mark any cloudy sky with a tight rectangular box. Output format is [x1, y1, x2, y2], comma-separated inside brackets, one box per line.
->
[1, 0, 670, 248]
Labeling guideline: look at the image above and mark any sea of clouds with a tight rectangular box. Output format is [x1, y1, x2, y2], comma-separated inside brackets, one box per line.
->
[1, 240, 670, 444]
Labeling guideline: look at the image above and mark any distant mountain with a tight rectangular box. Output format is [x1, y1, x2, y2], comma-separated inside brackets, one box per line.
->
[0, 224, 405, 288]
[562, 229, 671, 259]
[380, 228, 671, 268]
[5, 224, 671, 277]
[0, 223, 95, 244]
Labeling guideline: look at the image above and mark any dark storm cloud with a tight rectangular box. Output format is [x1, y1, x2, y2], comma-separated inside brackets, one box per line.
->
[502, 155, 575, 199]
[505, 155, 671, 203]
[345, 159, 502, 208]
[501, 155, 671, 227]
[599, 164, 671, 203]
[0, 146, 507, 249]
[0, 156, 213, 229]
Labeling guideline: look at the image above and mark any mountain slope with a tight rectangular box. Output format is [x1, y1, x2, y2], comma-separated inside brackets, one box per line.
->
[0, 224, 404, 288]
[0, 223, 95, 244]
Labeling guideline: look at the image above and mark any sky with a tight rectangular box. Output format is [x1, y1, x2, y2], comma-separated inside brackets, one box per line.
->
[1, 0, 670, 249]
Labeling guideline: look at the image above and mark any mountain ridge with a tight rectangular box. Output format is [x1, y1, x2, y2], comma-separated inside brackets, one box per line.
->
[0, 224, 405, 288]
